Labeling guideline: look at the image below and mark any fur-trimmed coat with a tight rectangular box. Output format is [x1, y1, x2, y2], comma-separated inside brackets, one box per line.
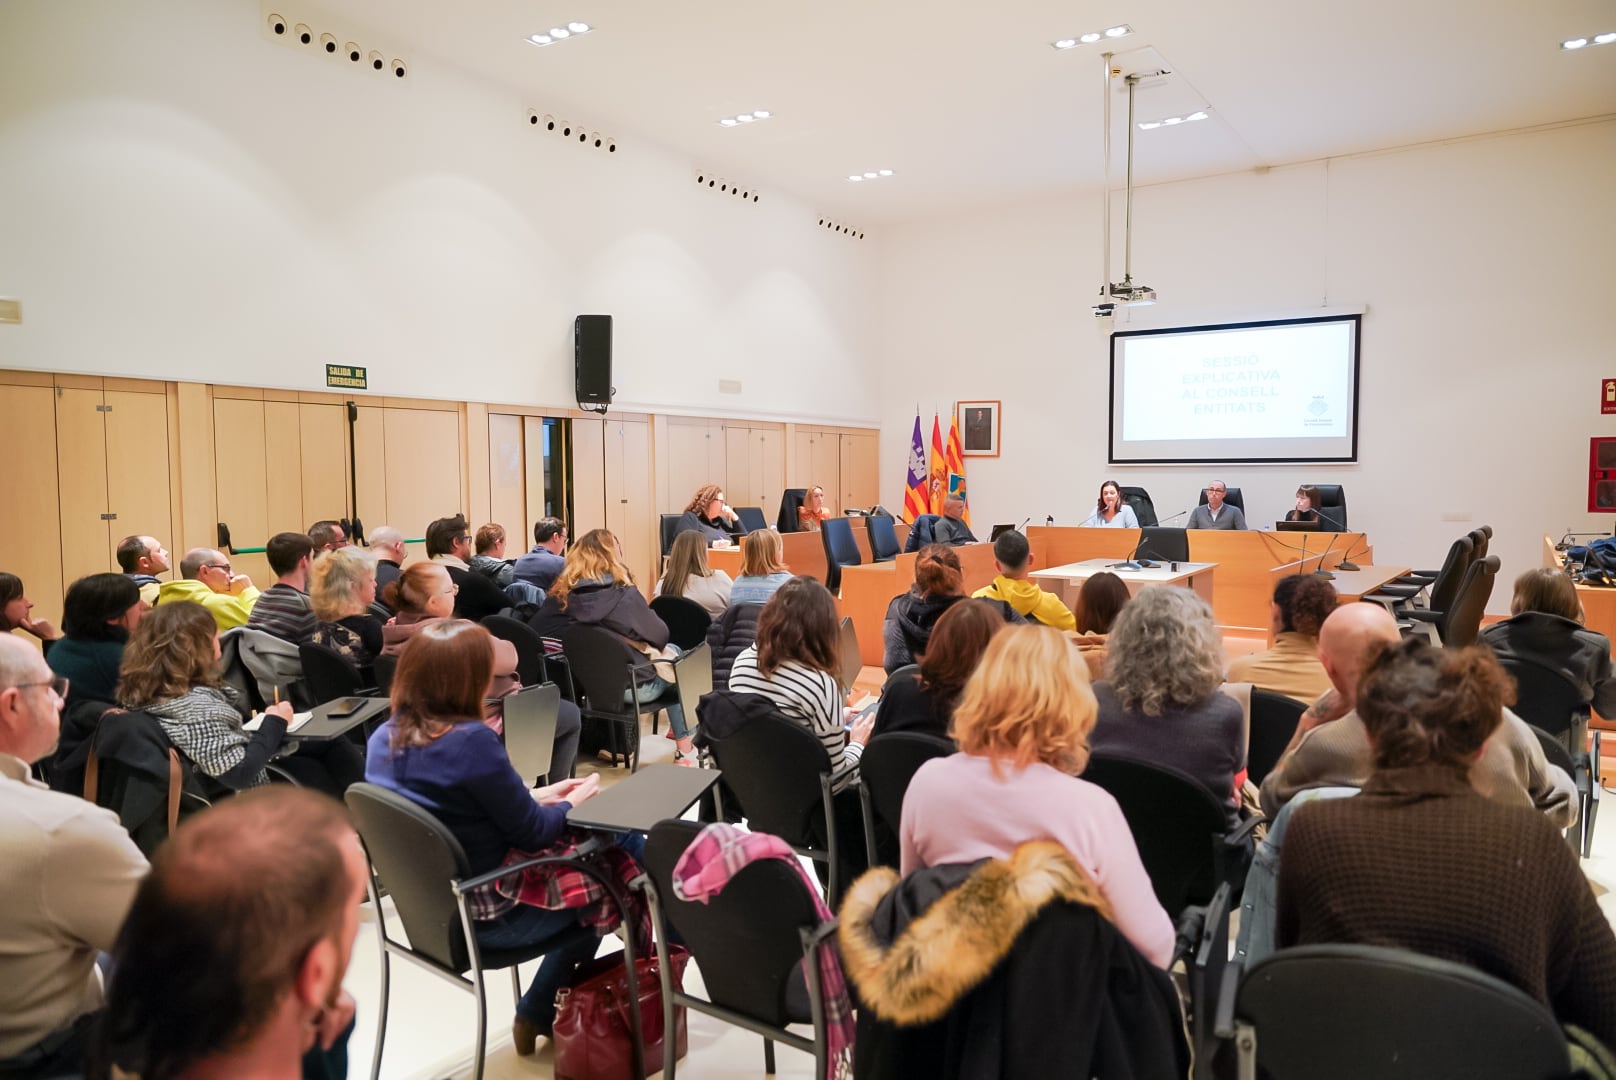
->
[839, 840, 1190, 1080]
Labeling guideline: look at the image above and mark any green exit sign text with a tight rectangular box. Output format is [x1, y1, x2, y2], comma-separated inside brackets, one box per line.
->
[325, 364, 367, 389]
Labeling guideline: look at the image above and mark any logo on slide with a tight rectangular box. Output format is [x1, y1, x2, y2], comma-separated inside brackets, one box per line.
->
[1308, 398, 1329, 416]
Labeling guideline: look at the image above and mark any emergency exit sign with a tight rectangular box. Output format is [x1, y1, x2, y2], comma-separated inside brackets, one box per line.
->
[326, 364, 367, 390]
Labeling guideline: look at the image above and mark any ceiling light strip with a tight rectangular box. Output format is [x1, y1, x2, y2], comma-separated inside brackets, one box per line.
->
[718, 110, 773, 127]
[1052, 25, 1131, 50]
[528, 22, 592, 47]
[1137, 109, 1211, 130]
[846, 169, 895, 183]
[1561, 32, 1615, 49]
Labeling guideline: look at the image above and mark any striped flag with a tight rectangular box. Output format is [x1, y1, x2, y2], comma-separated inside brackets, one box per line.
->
[928, 413, 948, 516]
[902, 414, 929, 521]
[945, 412, 970, 526]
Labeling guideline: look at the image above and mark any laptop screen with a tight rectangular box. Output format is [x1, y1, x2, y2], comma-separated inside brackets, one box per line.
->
[838, 617, 862, 696]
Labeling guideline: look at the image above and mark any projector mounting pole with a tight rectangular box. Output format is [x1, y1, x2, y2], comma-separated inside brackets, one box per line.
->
[1100, 52, 1113, 301]
[1123, 73, 1139, 291]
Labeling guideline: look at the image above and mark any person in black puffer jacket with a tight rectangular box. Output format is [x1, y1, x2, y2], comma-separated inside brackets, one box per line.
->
[705, 601, 763, 690]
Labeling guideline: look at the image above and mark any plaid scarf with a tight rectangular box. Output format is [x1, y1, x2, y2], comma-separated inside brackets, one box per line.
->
[491, 830, 651, 953]
[671, 822, 854, 1077]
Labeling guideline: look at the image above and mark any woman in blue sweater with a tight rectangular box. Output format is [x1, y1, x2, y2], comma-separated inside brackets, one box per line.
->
[365, 619, 604, 1055]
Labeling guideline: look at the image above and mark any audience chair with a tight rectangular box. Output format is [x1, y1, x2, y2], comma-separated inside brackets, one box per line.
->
[1366, 533, 1474, 613]
[372, 654, 398, 697]
[84, 710, 212, 857]
[1311, 484, 1348, 531]
[1138, 526, 1190, 564]
[642, 819, 838, 1080]
[671, 642, 713, 746]
[1501, 659, 1598, 854]
[1186, 878, 1233, 1078]
[1214, 945, 1570, 1080]
[649, 595, 713, 651]
[480, 614, 551, 687]
[857, 732, 955, 869]
[1527, 721, 1597, 859]
[1119, 486, 1159, 527]
[704, 708, 848, 906]
[1403, 554, 1498, 646]
[820, 517, 862, 594]
[297, 642, 374, 704]
[865, 514, 901, 563]
[880, 664, 919, 692]
[503, 681, 562, 788]
[777, 489, 808, 533]
[1246, 691, 1306, 788]
[559, 624, 691, 769]
[660, 513, 682, 557]
[735, 506, 767, 533]
[903, 515, 940, 553]
[1198, 486, 1246, 514]
[345, 784, 646, 1080]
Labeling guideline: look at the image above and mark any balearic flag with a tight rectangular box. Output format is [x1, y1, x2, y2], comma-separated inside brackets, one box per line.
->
[945, 412, 970, 527]
[902, 414, 930, 521]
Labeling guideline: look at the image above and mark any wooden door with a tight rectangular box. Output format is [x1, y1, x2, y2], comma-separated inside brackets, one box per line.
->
[569, 417, 606, 537]
[1, 384, 65, 632]
[351, 405, 389, 540]
[103, 390, 173, 567]
[261, 401, 304, 554]
[298, 402, 351, 530]
[667, 419, 725, 514]
[796, 429, 842, 513]
[55, 387, 113, 590]
[383, 409, 463, 544]
[522, 416, 551, 544]
[606, 419, 655, 591]
[488, 413, 526, 545]
[724, 425, 756, 509]
[211, 398, 273, 584]
[754, 427, 785, 523]
[840, 432, 880, 513]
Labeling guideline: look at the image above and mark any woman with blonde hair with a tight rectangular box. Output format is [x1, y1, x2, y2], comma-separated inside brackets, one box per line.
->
[529, 529, 691, 756]
[309, 547, 383, 676]
[729, 528, 792, 605]
[119, 601, 362, 795]
[899, 625, 1174, 966]
[797, 484, 830, 532]
[674, 482, 745, 546]
[654, 530, 733, 617]
[1090, 585, 1244, 827]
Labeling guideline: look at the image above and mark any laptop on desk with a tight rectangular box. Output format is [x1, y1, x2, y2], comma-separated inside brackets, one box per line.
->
[989, 523, 1017, 541]
[1275, 520, 1320, 532]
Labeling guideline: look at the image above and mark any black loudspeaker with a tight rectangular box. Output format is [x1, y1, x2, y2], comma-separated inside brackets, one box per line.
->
[574, 314, 613, 408]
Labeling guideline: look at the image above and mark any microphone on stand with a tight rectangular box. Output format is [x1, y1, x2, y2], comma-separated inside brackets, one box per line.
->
[1312, 531, 1339, 579]
[1154, 508, 1193, 527]
[1016, 517, 1031, 533]
[1313, 508, 1349, 575]
[1046, 515, 1055, 526]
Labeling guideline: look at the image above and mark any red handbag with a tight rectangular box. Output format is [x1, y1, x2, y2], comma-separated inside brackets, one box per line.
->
[553, 945, 690, 1080]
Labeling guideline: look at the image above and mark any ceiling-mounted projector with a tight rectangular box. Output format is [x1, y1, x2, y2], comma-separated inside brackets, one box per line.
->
[1092, 280, 1156, 317]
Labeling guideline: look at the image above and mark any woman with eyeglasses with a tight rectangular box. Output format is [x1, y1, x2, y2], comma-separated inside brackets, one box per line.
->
[118, 601, 364, 796]
[674, 483, 746, 547]
[1, 572, 63, 654]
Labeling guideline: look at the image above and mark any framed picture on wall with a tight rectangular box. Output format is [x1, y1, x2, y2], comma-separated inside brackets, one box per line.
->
[958, 400, 1001, 457]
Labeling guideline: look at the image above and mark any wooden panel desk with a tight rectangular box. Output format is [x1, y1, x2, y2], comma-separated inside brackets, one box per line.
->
[838, 542, 1000, 666]
[1025, 527, 1373, 632]
[1304, 565, 1411, 603]
[1031, 558, 1216, 611]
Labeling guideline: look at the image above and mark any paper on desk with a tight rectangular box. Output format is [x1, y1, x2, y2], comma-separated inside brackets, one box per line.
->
[244, 712, 313, 733]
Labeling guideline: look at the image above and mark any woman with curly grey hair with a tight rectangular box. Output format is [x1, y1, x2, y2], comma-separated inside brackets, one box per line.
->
[1088, 585, 1245, 828]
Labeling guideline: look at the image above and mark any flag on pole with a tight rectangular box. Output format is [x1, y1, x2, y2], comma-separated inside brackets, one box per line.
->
[945, 412, 970, 527]
[928, 413, 948, 516]
[902, 413, 930, 521]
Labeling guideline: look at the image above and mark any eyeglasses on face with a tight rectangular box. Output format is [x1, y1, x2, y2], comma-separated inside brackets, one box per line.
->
[203, 563, 233, 573]
[13, 675, 69, 701]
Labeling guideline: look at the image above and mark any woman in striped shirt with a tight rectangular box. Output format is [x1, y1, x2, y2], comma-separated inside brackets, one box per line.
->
[728, 577, 875, 875]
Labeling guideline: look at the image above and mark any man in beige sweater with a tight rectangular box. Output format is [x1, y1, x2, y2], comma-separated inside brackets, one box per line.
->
[1259, 603, 1575, 828]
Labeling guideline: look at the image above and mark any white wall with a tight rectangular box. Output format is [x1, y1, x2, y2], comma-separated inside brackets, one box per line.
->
[875, 120, 1616, 608]
[0, 0, 878, 422]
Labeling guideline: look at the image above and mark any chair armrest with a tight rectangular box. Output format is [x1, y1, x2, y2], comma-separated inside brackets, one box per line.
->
[1403, 608, 1443, 623]
[1224, 814, 1267, 848]
[803, 917, 840, 950]
[454, 836, 605, 894]
[1212, 960, 1244, 1039]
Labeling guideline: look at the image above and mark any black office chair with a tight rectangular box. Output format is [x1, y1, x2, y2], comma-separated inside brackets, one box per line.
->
[660, 513, 682, 557]
[346, 784, 644, 1080]
[1138, 526, 1190, 563]
[559, 624, 682, 770]
[866, 514, 901, 563]
[642, 819, 838, 1080]
[857, 732, 955, 869]
[903, 515, 941, 552]
[649, 595, 713, 651]
[1198, 486, 1246, 513]
[1216, 945, 1570, 1080]
[735, 506, 767, 533]
[1311, 484, 1348, 531]
[1119, 486, 1159, 527]
[1508, 658, 1599, 857]
[1246, 690, 1306, 788]
[480, 614, 550, 687]
[1366, 534, 1473, 613]
[881, 664, 919, 692]
[705, 708, 848, 905]
[297, 641, 373, 704]
[1404, 554, 1498, 646]
[777, 489, 808, 533]
[372, 653, 398, 696]
[820, 516, 862, 594]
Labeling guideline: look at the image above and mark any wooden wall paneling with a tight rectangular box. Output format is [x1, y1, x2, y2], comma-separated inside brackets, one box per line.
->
[298, 403, 351, 531]
[755, 427, 785, 522]
[724, 425, 755, 509]
[54, 387, 112, 592]
[211, 398, 272, 585]
[606, 419, 655, 591]
[522, 416, 549, 544]
[797, 429, 842, 513]
[173, 383, 217, 554]
[0, 369, 54, 387]
[487, 413, 526, 546]
[1, 385, 65, 633]
[666, 419, 725, 514]
[570, 417, 606, 537]
[464, 404, 490, 529]
[103, 389, 174, 570]
[839, 432, 879, 513]
[351, 405, 389, 542]
[262, 401, 305, 544]
[382, 408, 463, 544]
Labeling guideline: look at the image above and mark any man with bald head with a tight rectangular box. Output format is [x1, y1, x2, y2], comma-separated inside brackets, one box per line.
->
[0, 636, 148, 1077]
[1259, 603, 1575, 826]
[154, 548, 260, 631]
[95, 786, 360, 1080]
[368, 525, 406, 593]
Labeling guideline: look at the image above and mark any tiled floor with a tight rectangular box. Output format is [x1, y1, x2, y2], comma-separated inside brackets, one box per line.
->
[342, 665, 1616, 1079]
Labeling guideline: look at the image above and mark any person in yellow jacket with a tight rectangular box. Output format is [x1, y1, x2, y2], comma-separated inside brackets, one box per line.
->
[154, 548, 261, 631]
[972, 530, 1076, 632]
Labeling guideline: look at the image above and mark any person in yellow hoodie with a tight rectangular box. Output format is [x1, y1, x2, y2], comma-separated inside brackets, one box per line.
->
[154, 547, 261, 631]
[972, 530, 1076, 632]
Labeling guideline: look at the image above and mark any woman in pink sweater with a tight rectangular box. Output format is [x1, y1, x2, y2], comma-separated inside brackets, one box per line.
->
[900, 624, 1176, 967]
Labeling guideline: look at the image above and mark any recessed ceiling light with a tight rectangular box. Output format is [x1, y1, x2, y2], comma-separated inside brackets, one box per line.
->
[863, 172, 878, 179]
[848, 175, 864, 182]
[1104, 25, 1131, 38]
[878, 169, 893, 176]
[1563, 37, 1589, 49]
[1052, 39, 1078, 50]
[718, 110, 773, 127]
[1163, 116, 1183, 124]
[848, 169, 895, 182]
[568, 21, 590, 33]
[529, 33, 551, 45]
[1080, 32, 1102, 43]
[753, 109, 771, 119]
[1138, 109, 1211, 130]
[1138, 121, 1162, 130]
[1596, 32, 1616, 44]
[1055, 25, 1131, 51]
[1186, 111, 1208, 121]
[719, 118, 738, 126]
[736, 113, 756, 122]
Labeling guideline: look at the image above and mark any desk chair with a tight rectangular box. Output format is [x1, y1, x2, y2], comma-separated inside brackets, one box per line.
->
[1139, 526, 1190, 563]
[1310, 485, 1348, 531]
[1199, 486, 1246, 513]
[903, 515, 941, 553]
[735, 506, 767, 533]
[820, 517, 861, 593]
[866, 514, 901, 562]
[660, 514, 682, 557]
[649, 595, 713, 651]
[857, 732, 954, 869]
[1120, 486, 1159, 527]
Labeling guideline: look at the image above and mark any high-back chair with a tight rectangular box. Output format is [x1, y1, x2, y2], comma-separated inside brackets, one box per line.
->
[903, 515, 941, 552]
[642, 819, 839, 1080]
[866, 514, 901, 563]
[777, 489, 808, 533]
[559, 624, 680, 770]
[1218, 945, 1570, 1080]
[298, 641, 372, 704]
[649, 595, 713, 651]
[1198, 486, 1246, 513]
[1311, 485, 1348, 530]
[1246, 690, 1306, 788]
[857, 732, 954, 868]
[1366, 534, 1474, 614]
[1405, 554, 1498, 646]
[735, 506, 768, 533]
[1119, 486, 1158, 527]
[820, 517, 862, 594]
[660, 514, 682, 557]
[480, 614, 551, 687]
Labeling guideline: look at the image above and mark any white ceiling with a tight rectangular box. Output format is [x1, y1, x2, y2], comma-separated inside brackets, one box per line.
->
[307, 0, 1616, 224]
